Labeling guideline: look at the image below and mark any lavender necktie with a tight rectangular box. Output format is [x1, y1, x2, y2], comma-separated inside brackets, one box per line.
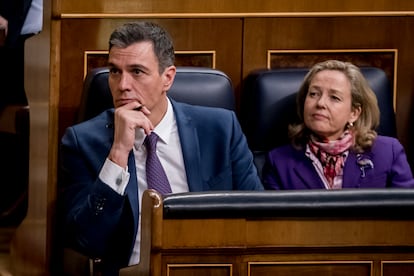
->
[144, 133, 172, 195]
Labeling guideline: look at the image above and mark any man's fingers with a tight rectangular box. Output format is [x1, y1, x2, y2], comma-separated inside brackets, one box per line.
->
[133, 105, 143, 111]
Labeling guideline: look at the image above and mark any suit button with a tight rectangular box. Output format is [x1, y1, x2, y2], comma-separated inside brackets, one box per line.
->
[94, 197, 106, 215]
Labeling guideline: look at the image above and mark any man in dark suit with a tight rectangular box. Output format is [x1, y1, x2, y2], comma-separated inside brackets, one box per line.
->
[59, 21, 263, 275]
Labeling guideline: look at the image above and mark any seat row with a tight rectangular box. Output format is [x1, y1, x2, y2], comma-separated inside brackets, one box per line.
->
[79, 66, 396, 176]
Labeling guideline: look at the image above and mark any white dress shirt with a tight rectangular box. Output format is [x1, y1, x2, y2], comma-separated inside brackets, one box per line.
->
[99, 98, 189, 266]
[21, 0, 43, 35]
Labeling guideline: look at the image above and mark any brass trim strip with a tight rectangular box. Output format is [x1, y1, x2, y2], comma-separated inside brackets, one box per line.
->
[84, 50, 217, 77]
[167, 263, 233, 276]
[60, 11, 414, 19]
[248, 261, 373, 276]
[381, 260, 414, 276]
[175, 50, 216, 69]
[84, 50, 108, 79]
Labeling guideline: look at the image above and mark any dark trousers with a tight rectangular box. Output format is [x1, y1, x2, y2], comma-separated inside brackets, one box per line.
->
[0, 34, 29, 109]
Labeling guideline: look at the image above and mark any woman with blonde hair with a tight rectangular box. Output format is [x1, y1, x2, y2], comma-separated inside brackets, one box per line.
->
[263, 60, 414, 189]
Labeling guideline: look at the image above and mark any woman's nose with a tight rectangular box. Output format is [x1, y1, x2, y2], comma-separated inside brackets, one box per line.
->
[316, 95, 327, 107]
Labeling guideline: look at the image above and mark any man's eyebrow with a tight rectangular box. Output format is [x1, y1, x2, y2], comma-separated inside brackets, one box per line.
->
[128, 64, 145, 69]
[128, 64, 150, 73]
[107, 62, 147, 70]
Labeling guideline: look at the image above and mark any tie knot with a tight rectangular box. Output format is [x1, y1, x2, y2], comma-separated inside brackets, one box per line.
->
[144, 132, 159, 152]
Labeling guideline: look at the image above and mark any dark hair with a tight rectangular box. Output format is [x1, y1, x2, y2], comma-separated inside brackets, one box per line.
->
[108, 21, 175, 74]
[289, 60, 380, 152]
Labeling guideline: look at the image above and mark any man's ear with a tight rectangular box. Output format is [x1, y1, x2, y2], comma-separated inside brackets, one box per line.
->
[162, 65, 176, 92]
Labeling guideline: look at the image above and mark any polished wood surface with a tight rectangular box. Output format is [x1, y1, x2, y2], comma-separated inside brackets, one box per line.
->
[9, 0, 414, 275]
[120, 190, 414, 276]
[56, 0, 414, 14]
[9, 1, 53, 275]
[242, 16, 414, 151]
[57, 15, 414, 157]
[58, 18, 242, 138]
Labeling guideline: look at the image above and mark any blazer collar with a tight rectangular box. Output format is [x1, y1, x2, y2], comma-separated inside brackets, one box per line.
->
[342, 151, 375, 188]
[293, 147, 326, 189]
[170, 99, 204, 192]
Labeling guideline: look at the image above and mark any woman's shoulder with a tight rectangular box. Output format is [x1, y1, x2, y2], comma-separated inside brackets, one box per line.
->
[373, 135, 402, 147]
[368, 135, 405, 156]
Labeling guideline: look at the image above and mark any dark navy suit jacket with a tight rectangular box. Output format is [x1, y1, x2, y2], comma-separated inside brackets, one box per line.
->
[59, 99, 263, 273]
[263, 136, 414, 190]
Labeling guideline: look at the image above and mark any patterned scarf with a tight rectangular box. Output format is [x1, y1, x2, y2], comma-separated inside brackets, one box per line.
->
[308, 131, 354, 188]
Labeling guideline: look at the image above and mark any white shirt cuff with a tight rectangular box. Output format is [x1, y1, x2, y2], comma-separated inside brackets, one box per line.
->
[99, 158, 130, 195]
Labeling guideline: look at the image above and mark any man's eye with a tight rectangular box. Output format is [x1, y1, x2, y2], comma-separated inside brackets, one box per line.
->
[132, 69, 142, 75]
[109, 68, 119, 74]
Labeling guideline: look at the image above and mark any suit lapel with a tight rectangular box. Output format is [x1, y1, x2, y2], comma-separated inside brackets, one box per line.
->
[293, 156, 326, 189]
[126, 152, 139, 233]
[342, 152, 363, 188]
[171, 100, 204, 191]
[103, 109, 116, 151]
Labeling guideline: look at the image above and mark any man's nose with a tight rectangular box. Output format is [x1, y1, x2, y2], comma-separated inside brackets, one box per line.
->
[118, 73, 132, 91]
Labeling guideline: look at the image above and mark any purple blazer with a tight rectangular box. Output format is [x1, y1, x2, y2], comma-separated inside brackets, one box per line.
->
[263, 136, 414, 189]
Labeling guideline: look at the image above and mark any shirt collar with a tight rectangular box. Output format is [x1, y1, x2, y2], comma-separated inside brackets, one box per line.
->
[153, 98, 174, 144]
[135, 98, 174, 146]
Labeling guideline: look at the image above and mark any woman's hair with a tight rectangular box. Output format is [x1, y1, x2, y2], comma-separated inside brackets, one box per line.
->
[108, 21, 175, 74]
[289, 60, 380, 152]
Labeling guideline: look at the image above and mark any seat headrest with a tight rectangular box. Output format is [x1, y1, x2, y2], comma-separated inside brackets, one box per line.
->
[241, 67, 396, 154]
[77, 67, 112, 124]
[240, 67, 396, 177]
[77, 66, 235, 123]
[168, 67, 235, 110]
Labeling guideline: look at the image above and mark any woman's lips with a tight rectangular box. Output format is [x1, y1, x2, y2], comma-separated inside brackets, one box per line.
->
[312, 113, 328, 120]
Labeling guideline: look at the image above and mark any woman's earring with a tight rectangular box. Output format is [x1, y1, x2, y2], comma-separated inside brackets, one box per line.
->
[347, 121, 354, 129]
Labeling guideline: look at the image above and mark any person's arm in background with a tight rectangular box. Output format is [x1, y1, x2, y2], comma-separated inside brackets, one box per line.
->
[20, 0, 42, 36]
[0, 15, 7, 45]
[0, 0, 35, 47]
